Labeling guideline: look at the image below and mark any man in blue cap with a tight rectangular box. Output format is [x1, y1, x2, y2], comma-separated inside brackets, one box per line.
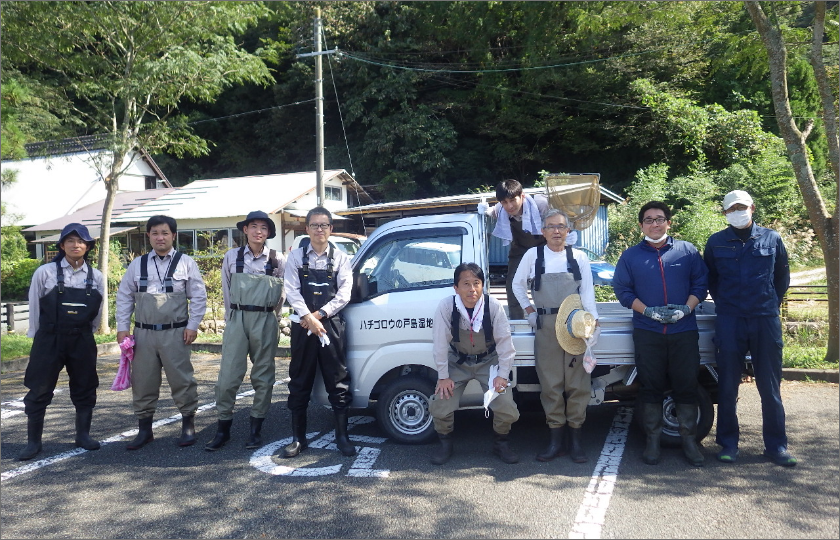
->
[206, 211, 285, 451]
[18, 223, 105, 461]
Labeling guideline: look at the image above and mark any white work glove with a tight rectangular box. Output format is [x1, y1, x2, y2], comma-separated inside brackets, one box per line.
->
[643, 306, 670, 322]
[667, 304, 691, 322]
[585, 326, 601, 348]
[527, 311, 539, 330]
[477, 202, 489, 215]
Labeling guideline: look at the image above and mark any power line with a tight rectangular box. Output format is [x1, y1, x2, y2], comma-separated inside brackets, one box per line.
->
[186, 98, 317, 125]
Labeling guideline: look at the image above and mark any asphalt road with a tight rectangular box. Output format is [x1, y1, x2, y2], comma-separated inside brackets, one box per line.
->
[1, 353, 838, 539]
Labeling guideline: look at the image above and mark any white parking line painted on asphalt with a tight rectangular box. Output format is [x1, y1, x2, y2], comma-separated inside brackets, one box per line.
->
[568, 405, 634, 539]
[1, 390, 65, 420]
[1, 385, 268, 483]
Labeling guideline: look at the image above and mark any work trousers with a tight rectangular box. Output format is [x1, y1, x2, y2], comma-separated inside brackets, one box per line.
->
[287, 316, 351, 413]
[24, 331, 98, 417]
[131, 327, 198, 418]
[633, 328, 700, 405]
[714, 314, 787, 453]
[429, 357, 520, 435]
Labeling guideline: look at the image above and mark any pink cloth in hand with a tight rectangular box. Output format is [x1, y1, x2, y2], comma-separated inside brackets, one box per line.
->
[111, 336, 135, 391]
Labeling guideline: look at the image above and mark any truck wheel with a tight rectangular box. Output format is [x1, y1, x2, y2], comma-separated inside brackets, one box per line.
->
[636, 386, 714, 448]
[376, 376, 437, 444]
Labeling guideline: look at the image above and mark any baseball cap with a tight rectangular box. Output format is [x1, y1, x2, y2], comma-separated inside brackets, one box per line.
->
[723, 190, 753, 210]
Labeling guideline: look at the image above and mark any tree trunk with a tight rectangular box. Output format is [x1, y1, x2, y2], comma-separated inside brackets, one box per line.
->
[745, 1, 838, 362]
[96, 151, 126, 334]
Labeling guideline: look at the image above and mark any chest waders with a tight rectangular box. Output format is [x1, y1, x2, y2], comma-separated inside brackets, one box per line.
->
[531, 245, 589, 463]
[428, 295, 521, 465]
[505, 218, 547, 320]
[19, 261, 103, 461]
[126, 252, 198, 450]
[281, 245, 356, 459]
[208, 247, 284, 451]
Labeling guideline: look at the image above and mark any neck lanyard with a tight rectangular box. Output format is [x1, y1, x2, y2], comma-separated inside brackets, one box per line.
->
[153, 253, 173, 287]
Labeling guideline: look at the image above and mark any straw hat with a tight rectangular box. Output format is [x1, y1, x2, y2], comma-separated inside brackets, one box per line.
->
[555, 294, 597, 355]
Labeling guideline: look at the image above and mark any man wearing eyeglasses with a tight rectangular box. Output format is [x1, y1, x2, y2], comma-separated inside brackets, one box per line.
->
[279, 206, 356, 459]
[704, 190, 795, 468]
[511, 208, 599, 464]
[612, 201, 708, 467]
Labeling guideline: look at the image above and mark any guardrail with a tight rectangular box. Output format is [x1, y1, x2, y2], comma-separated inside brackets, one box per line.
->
[1, 301, 30, 333]
[781, 284, 828, 317]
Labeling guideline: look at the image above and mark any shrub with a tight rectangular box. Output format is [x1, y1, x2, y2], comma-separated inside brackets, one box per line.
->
[0, 258, 42, 300]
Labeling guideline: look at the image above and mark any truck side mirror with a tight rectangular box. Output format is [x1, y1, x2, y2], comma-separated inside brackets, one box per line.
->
[351, 272, 372, 302]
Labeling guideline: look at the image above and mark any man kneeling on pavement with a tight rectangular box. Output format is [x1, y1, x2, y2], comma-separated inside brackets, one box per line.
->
[429, 262, 520, 465]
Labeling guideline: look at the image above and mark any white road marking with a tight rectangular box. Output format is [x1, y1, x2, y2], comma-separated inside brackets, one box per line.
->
[1, 390, 65, 420]
[568, 405, 633, 539]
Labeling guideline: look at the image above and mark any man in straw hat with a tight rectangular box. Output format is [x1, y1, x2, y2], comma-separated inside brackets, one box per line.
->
[704, 190, 796, 467]
[512, 208, 599, 463]
[428, 262, 520, 465]
[612, 201, 708, 467]
[17, 223, 105, 461]
[206, 211, 285, 451]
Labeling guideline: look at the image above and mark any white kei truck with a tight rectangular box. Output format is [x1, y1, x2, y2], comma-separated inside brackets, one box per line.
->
[312, 211, 719, 447]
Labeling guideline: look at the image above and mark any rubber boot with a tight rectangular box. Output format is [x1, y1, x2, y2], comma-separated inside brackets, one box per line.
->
[333, 409, 357, 457]
[569, 426, 588, 463]
[280, 412, 308, 458]
[245, 417, 265, 449]
[74, 408, 100, 451]
[641, 402, 662, 465]
[126, 416, 154, 451]
[492, 432, 519, 464]
[676, 403, 705, 467]
[16, 414, 45, 461]
[176, 414, 196, 447]
[430, 433, 453, 465]
[536, 425, 568, 462]
[204, 419, 232, 451]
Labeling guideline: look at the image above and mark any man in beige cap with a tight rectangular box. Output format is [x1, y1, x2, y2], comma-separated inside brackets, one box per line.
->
[512, 208, 599, 463]
[704, 190, 796, 467]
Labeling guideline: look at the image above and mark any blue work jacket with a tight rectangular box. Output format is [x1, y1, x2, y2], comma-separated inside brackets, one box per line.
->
[703, 223, 789, 318]
[612, 236, 708, 334]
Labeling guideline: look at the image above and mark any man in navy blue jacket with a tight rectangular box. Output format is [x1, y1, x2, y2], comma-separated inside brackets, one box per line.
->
[704, 190, 795, 467]
[613, 201, 708, 467]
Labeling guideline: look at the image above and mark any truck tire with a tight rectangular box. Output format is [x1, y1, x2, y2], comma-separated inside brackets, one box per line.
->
[376, 376, 437, 444]
[635, 386, 714, 448]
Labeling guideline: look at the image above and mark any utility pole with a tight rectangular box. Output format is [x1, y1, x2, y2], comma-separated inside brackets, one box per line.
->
[296, 9, 339, 208]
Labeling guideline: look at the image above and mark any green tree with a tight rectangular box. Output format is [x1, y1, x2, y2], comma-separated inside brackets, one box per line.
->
[1, 1, 274, 332]
[745, 1, 839, 362]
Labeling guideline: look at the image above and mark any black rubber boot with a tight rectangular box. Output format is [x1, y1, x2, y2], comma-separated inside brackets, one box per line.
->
[676, 403, 705, 467]
[641, 402, 662, 465]
[430, 433, 453, 465]
[245, 417, 265, 449]
[176, 414, 196, 447]
[492, 433, 519, 464]
[74, 408, 100, 451]
[569, 426, 588, 463]
[204, 419, 232, 451]
[536, 425, 568, 462]
[333, 409, 357, 457]
[16, 414, 45, 461]
[126, 416, 154, 451]
[280, 412, 308, 458]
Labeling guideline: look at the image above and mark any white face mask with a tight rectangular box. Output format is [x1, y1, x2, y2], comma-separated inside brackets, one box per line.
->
[644, 234, 667, 244]
[726, 210, 752, 229]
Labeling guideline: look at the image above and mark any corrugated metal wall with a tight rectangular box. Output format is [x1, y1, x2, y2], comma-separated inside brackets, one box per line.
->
[488, 204, 609, 265]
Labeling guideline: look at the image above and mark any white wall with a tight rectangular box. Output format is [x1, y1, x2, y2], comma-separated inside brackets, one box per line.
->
[1, 150, 157, 227]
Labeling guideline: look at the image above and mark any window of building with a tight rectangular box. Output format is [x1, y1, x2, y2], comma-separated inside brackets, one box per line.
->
[177, 231, 195, 254]
[144, 176, 158, 190]
[326, 185, 342, 201]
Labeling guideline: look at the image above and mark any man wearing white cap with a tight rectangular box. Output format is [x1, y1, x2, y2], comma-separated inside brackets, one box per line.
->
[612, 201, 708, 467]
[512, 208, 598, 463]
[704, 190, 796, 467]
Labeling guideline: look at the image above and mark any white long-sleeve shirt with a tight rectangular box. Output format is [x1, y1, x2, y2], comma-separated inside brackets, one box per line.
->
[27, 258, 105, 337]
[511, 245, 599, 319]
[115, 248, 207, 332]
[284, 242, 352, 318]
[221, 245, 286, 320]
[432, 294, 515, 380]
